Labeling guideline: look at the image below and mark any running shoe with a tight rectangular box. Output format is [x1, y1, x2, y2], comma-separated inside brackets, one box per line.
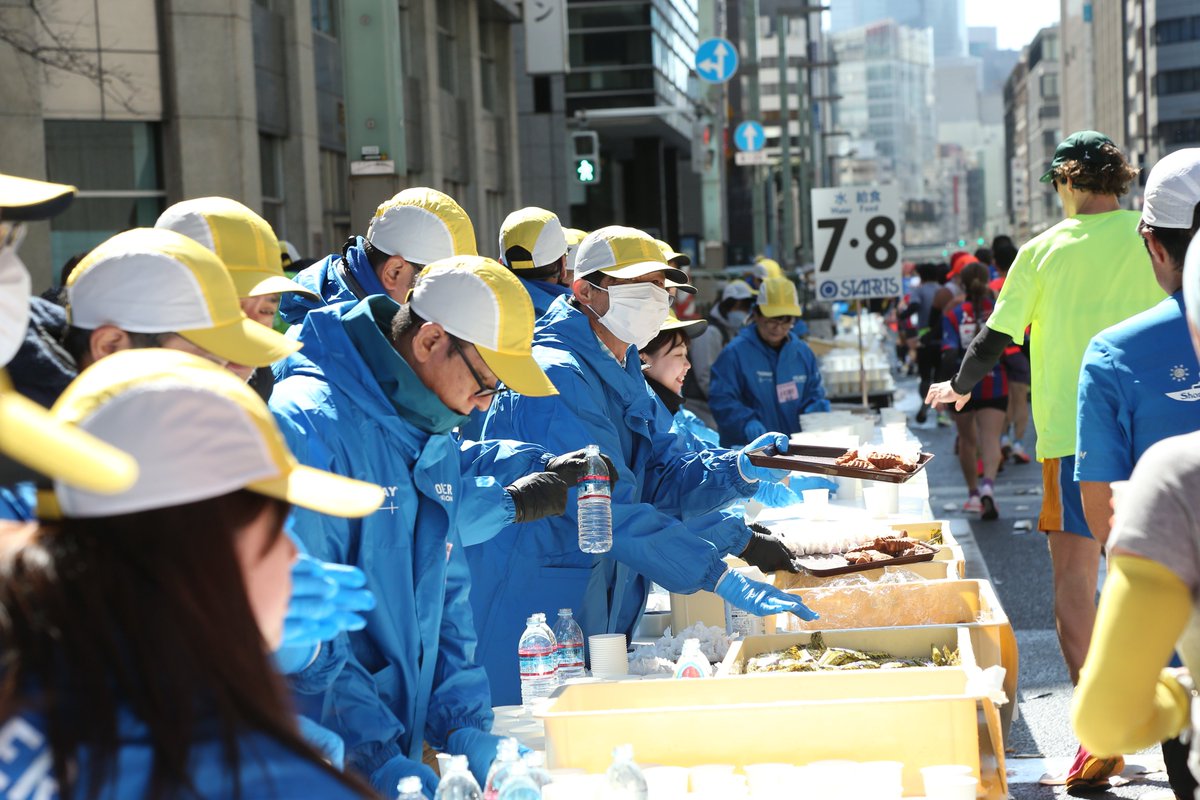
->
[963, 495, 983, 514]
[980, 493, 998, 520]
[1011, 442, 1032, 464]
[1000, 434, 1012, 462]
[1064, 744, 1124, 793]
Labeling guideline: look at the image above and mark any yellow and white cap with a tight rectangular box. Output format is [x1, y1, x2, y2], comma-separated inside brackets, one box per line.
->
[573, 225, 687, 284]
[756, 276, 803, 318]
[0, 369, 138, 495]
[0, 173, 76, 221]
[279, 240, 301, 270]
[66, 228, 301, 368]
[155, 197, 318, 300]
[409, 256, 558, 397]
[563, 227, 587, 273]
[659, 310, 707, 339]
[40, 349, 385, 520]
[366, 187, 478, 265]
[756, 257, 784, 280]
[655, 238, 691, 268]
[721, 279, 755, 301]
[499, 207, 568, 271]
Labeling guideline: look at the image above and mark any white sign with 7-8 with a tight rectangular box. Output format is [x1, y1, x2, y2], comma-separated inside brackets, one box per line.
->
[810, 186, 903, 302]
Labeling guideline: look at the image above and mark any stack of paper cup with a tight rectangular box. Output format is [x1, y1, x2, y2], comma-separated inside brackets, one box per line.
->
[921, 765, 977, 800]
[802, 488, 829, 519]
[743, 764, 798, 798]
[588, 633, 628, 677]
[863, 483, 900, 516]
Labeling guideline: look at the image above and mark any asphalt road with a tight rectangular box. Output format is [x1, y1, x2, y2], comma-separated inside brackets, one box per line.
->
[894, 377, 1176, 799]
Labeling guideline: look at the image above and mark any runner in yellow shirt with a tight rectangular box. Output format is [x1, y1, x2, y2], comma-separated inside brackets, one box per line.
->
[927, 131, 1166, 791]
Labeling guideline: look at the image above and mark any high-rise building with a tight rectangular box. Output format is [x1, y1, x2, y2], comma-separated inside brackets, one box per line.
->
[1003, 26, 1061, 240]
[829, 0, 967, 60]
[513, 0, 704, 250]
[0, 0, 526, 288]
[829, 20, 936, 225]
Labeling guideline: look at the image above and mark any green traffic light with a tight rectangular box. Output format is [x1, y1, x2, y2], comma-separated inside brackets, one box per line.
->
[977, 237, 986, 246]
[957, 239, 966, 247]
[575, 159, 597, 183]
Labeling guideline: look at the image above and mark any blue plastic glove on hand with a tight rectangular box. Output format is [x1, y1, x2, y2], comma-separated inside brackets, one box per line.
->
[753, 481, 802, 508]
[789, 475, 838, 494]
[447, 728, 528, 788]
[371, 753, 439, 798]
[737, 432, 791, 483]
[744, 419, 768, 441]
[280, 555, 375, 650]
[715, 570, 819, 621]
[297, 715, 346, 769]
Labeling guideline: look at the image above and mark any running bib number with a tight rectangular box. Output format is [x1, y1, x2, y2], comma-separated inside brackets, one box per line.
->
[776, 381, 799, 403]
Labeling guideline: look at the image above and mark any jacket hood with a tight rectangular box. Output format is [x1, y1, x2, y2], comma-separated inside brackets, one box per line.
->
[278, 252, 343, 326]
[8, 297, 76, 408]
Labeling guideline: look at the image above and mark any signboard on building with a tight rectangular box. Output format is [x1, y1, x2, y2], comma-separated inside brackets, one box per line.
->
[524, 0, 569, 75]
[810, 186, 903, 301]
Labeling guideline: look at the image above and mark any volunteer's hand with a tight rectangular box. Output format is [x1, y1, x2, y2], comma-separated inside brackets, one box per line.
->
[739, 523, 801, 573]
[371, 753, 439, 798]
[925, 380, 970, 412]
[715, 570, 818, 620]
[297, 715, 346, 768]
[738, 432, 791, 482]
[543, 448, 619, 485]
[744, 419, 768, 441]
[506, 472, 569, 523]
[753, 480, 802, 508]
[280, 555, 374, 650]
[447, 728, 527, 788]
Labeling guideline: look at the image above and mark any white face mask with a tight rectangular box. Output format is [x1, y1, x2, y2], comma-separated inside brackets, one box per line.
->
[0, 225, 32, 367]
[591, 282, 671, 349]
[727, 309, 750, 329]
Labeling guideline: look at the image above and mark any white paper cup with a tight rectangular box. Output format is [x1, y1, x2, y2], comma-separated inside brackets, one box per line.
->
[924, 774, 977, 800]
[742, 763, 797, 795]
[921, 765, 975, 798]
[858, 761, 903, 798]
[802, 488, 829, 520]
[543, 774, 605, 800]
[834, 475, 862, 499]
[588, 633, 628, 677]
[863, 483, 899, 516]
[688, 764, 736, 791]
[644, 766, 690, 799]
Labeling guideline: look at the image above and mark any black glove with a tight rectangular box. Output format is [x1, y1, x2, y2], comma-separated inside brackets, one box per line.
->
[544, 448, 620, 486]
[506, 472, 569, 523]
[739, 523, 801, 573]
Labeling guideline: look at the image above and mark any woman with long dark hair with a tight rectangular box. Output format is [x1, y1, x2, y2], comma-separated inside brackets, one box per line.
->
[0, 348, 384, 799]
[940, 260, 1008, 519]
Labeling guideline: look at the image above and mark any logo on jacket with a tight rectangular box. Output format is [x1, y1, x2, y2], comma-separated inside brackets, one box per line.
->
[1167, 381, 1200, 402]
[434, 482, 455, 503]
[1171, 364, 1190, 383]
[378, 485, 400, 514]
[756, 370, 773, 384]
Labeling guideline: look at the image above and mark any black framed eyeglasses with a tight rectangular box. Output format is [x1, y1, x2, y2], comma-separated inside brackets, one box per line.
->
[449, 337, 508, 398]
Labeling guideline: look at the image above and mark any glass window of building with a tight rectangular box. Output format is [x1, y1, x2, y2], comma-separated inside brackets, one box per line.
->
[312, 0, 338, 37]
[437, 1, 457, 94]
[479, 13, 497, 113]
[259, 133, 285, 235]
[44, 121, 164, 276]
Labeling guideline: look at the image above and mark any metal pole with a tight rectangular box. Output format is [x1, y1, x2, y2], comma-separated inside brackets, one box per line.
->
[796, 12, 813, 268]
[744, 0, 764, 255]
[777, 12, 794, 270]
[856, 299, 868, 408]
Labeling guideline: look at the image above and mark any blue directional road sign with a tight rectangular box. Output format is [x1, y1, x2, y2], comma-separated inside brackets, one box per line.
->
[734, 121, 765, 152]
[695, 37, 738, 83]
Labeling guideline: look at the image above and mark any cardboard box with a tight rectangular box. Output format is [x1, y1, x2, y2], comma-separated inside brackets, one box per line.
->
[536, 670, 1007, 798]
[718, 626, 976, 677]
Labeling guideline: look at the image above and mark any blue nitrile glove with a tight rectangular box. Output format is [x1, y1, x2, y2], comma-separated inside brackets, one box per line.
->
[714, 569, 819, 621]
[447, 728, 529, 788]
[371, 753, 439, 798]
[744, 419, 768, 441]
[753, 481, 802, 508]
[281, 555, 375, 650]
[297, 715, 345, 768]
[737, 432, 791, 482]
[789, 475, 838, 494]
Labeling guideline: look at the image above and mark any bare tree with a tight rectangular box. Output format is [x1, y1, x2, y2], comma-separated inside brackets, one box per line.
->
[0, 0, 139, 113]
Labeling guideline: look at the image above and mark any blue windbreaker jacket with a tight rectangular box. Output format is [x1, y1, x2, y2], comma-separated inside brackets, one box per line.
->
[278, 237, 384, 327]
[269, 297, 547, 786]
[709, 325, 830, 446]
[467, 295, 760, 704]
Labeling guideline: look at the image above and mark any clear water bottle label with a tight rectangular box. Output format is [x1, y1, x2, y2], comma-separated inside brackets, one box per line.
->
[556, 643, 584, 669]
[518, 646, 556, 678]
[578, 476, 610, 501]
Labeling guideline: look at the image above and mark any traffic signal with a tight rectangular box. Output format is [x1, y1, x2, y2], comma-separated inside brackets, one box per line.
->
[976, 237, 986, 246]
[571, 131, 601, 185]
[957, 239, 966, 247]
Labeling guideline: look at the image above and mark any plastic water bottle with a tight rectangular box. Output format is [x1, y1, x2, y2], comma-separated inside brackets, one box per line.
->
[577, 444, 612, 553]
[605, 744, 648, 799]
[435, 754, 482, 800]
[483, 738, 521, 800]
[497, 762, 541, 799]
[552, 608, 585, 681]
[396, 776, 425, 800]
[522, 751, 553, 791]
[518, 613, 558, 706]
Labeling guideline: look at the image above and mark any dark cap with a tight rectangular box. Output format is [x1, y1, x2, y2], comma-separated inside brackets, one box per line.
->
[1039, 131, 1115, 184]
[0, 174, 76, 222]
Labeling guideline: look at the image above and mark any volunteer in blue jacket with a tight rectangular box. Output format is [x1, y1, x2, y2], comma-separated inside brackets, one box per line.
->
[709, 277, 830, 446]
[278, 187, 477, 327]
[0, 349, 385, 799]
[270, 257, 585, 794]
[470, 225, 819, 705]
[0, 172, 137, 495]
[498, 206, 573, 316]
